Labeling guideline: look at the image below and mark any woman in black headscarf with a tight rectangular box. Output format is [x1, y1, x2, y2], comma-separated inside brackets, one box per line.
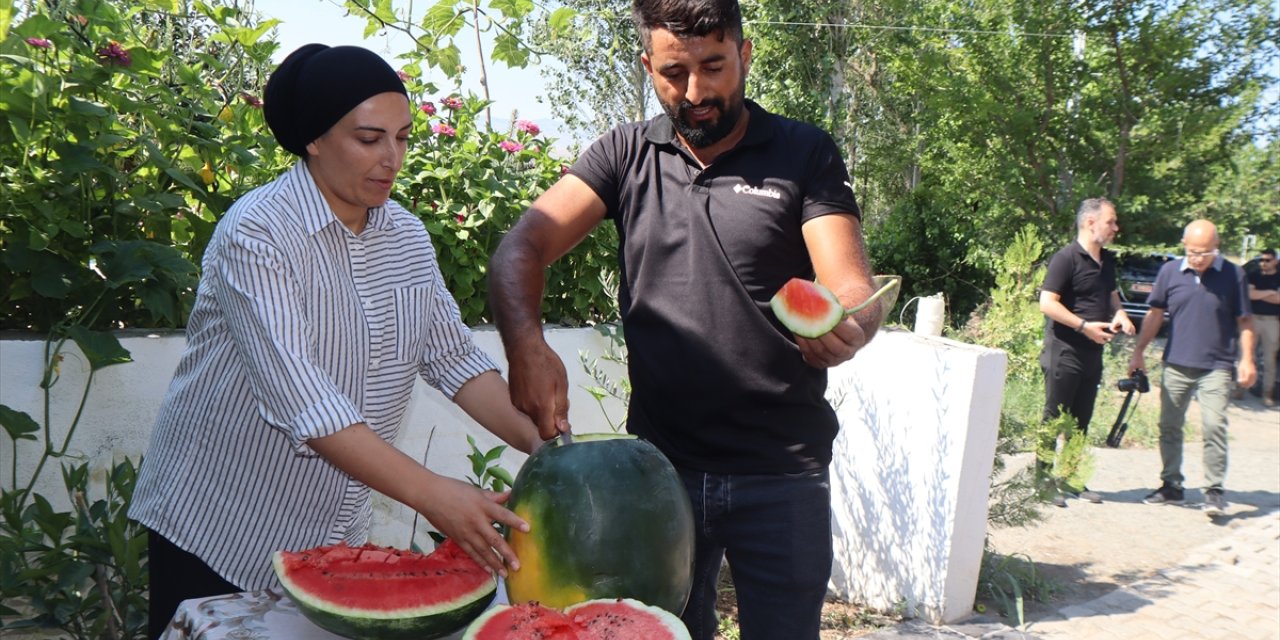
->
[130, 44, 541, 637]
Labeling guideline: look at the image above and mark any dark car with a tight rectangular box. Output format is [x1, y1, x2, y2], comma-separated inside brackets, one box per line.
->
[1116, 253, 1176, 330]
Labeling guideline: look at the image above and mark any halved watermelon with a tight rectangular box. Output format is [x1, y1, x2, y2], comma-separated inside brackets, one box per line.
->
[770, 276, 901, 338]
[462, 598, 691, 640]
[273, 539, 496, 639]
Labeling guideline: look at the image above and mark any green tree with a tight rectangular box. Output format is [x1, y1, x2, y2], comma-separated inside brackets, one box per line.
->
[530, 0, 653, 140]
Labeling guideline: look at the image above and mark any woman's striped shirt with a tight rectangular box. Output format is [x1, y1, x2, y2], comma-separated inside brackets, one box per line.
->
[129, 161, 496, 589]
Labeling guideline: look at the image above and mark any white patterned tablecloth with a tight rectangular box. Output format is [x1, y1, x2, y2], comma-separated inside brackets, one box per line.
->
[159, 589, 474, 640]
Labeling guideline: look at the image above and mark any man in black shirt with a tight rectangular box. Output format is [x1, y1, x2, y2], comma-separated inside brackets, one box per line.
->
[1038, 198, 1135, 506]
[488, 1, 881, 637]
[1247, 248, 1279, 406]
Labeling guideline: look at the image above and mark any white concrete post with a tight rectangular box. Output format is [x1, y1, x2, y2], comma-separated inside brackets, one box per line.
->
[827, 329, 1007, 623]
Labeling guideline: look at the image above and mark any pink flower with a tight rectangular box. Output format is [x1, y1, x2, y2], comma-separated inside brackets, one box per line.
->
[397, 70, 411, 82]
[560, 164, 570, 175]
[455, 213, 465, 224]
[515, 120, 540, 136]
[25, 38, 52, 49]
[96, 40, 131, 67]
[240, 92, 262, 108]
[499, 140, 523, 154]
[431, 123, 456, 137]
[419, 102, 436, 115]
[441, 96, 463, 110]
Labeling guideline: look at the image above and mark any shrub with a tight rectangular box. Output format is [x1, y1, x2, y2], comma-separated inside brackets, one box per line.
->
[1, 1, 287, 333]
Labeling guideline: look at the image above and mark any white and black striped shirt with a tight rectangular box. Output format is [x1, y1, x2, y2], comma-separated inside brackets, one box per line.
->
[129, 161, 496, 589]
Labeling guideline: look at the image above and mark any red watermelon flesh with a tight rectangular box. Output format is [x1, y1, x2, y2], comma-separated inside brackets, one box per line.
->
[462, 602, 581, 639]
[770, 278, 844, 339]
[463, 598, 691, 640]
[273, 539, 496, 639]
[567, 598, 690, 640]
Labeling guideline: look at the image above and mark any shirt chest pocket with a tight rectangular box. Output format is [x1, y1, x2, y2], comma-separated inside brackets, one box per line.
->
[391, 287, 431, 363]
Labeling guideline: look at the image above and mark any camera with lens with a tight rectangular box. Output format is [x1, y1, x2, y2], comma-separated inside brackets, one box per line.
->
[1107, 370, 1149, 448]
[1116, 369, 1149, 394]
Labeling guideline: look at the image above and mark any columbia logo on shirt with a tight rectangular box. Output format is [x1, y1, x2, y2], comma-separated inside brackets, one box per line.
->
[733, 183, 781, 199]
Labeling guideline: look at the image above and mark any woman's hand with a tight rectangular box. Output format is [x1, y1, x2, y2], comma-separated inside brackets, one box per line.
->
[417, 474, 530, 577]
[309, 424, 530, 576]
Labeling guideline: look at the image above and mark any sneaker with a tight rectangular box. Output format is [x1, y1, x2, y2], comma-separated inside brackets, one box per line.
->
[1078, 488, 1104, 504]
[1202, 489, 1228, 516]
[1143, 484, 1185, 505]
[1264, 394, 1276, 408]
[1051, 492, 1068, 508]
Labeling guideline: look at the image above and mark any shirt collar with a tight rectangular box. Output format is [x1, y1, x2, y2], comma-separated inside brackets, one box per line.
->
[643, 99, 773, 153]
[1178, 253, 1224, 273]
[284, 160, 399, 236]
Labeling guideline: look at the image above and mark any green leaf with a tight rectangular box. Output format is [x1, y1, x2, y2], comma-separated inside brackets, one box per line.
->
[488, 466, 514, 489]
[547, 7, 577, 36]
[64, 326, 132, 371]
[0, 405, 41, 443]
[0, 3, 12, 40]
[488, 0, 533, 20]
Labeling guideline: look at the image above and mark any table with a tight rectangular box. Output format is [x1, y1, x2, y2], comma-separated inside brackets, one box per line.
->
[159, 589, 474, 640]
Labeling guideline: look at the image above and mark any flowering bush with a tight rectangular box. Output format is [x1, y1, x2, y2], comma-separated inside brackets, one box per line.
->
[0, 1, 288, 333]
[2, 2, 617, 335]
[399, 91, 618, 325]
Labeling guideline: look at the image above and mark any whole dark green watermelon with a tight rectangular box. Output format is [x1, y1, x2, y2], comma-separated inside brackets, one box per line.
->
[504, 434, 694, 615]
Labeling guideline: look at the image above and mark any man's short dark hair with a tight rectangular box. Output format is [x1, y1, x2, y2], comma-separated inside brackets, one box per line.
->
[1262, 248, 1277, 258]
[1075, 197, 1114, 229]
[632, 0, 743, 54]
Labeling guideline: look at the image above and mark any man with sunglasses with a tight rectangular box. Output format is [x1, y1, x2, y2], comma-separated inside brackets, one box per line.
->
[1247, 248, 1279, 407]
[1128, 220, 1255, 516]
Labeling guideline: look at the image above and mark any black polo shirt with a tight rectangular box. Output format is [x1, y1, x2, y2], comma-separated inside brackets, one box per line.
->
[1041, 242, 1118, 351]
[569, 100, 859, 474]
[1149, 256, 1250, 370]
[1247, 270, 1280, 316]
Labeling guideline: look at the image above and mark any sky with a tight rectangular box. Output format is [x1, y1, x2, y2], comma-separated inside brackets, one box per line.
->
[252, 0, 563, 137]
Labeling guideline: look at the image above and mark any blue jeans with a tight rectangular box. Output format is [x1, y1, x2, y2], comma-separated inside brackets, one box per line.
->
[678, 467, 833, 640]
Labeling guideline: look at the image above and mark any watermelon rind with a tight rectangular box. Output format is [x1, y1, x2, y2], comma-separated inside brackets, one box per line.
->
[273, 543, 497, 640]
[566, 598, 693, 640]
[770, 278, 844, 339]
[504, 436, 694, 615]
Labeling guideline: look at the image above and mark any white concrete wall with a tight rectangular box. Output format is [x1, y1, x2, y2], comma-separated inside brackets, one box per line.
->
[0, 327, 1004, 622]
[827, 329, 1007, 624]
[0, 327, 626, 548]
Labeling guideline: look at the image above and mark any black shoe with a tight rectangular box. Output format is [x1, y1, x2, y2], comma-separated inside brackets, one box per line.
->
[1202, 489, 1228, 516]
[1052, 493, 1068, 508]
[1143, 484, 1185, 505]
[1078, 488, 1103, 504]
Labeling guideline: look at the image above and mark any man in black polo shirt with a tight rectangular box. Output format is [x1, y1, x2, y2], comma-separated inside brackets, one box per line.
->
[488, 0, 881, 637]
[1038, 197, 1135, 506]
[1247, 248, 1279, 406]
[1129, 220, 1255, 517]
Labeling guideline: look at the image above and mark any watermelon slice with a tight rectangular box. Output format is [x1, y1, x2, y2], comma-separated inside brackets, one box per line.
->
[273, 539, 496, 639]
[770, 276, 900, 338]
[462, 598, 691, 640]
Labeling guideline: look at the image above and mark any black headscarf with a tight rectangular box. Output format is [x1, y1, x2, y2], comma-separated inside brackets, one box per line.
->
[263, 44, 408, 156]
